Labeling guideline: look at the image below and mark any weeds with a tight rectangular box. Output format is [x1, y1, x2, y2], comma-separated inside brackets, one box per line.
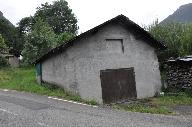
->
[0, 67, 97, 105]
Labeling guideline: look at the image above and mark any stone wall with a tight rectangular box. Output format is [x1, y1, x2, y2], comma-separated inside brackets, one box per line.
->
[167, 62, 192, 89]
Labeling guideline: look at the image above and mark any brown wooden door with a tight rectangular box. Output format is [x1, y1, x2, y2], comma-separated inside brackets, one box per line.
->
[100, 68, 137, 103]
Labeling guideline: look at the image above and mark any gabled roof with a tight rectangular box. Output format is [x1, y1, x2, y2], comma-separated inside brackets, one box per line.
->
[35, 14, 166, 64]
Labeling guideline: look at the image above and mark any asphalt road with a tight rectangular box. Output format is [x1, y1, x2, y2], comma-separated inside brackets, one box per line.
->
[0, 90, 191, 127]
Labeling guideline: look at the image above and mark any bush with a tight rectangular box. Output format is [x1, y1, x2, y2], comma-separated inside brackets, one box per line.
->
[184, 89, 192, 97]
[0, 56, 8, 68]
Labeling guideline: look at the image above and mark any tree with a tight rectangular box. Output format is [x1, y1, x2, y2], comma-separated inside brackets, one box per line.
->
[0, 18, 22, 56]
[146, 21, 183, 60]
[146, 21, 192, 62]
[17, 16, 34, 34]
[17, 17, 35, 56]
[22, 18, 57, 64]
[0, 34, 8, 67]
[56, 32, 74, 45]
[0, 34, 8, 51]
[34, 0, 78, 35]
[180, 23, 192, 56]
[17, 0, 78, 58]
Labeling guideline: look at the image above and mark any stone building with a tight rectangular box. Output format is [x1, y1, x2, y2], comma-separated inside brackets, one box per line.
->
[35, 15, 166, 103]
[0, 48, 19, 68]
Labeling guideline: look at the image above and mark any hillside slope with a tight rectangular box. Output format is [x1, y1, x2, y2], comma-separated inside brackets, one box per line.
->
[0, 11, 14, 26]
[161, 3, 192, 24]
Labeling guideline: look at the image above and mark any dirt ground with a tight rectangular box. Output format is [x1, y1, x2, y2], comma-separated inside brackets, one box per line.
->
[171, 105, 192, 117]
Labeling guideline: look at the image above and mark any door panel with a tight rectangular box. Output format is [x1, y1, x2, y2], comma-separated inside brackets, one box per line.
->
[100, 68, 137, 103]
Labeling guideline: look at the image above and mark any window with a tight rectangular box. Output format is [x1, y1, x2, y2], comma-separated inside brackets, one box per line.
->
[105, 39, 124, 53]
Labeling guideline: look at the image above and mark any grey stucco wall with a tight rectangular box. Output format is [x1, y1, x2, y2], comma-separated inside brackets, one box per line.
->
[41, 23, 161, 103]
[8, 56, 19, 68]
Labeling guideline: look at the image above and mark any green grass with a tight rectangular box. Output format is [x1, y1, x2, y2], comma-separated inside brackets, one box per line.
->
[113, 103, 171, 115]
[0, 67, 97, 105]
[113, 93, 192, 115]
[153, 93, 192, 106]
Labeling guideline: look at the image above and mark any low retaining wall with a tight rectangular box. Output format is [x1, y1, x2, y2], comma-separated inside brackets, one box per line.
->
[167, 62, 192, 89]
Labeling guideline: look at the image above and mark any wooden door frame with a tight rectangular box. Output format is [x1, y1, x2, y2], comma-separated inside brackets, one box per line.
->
[100, 67, 137, 103]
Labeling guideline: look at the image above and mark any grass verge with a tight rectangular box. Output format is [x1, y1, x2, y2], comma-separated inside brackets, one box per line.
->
[0, 67, 97, 105]
[113, 93, 192, 115]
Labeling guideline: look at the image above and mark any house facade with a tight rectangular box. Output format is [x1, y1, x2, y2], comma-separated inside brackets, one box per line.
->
[35, 15, 166, 103]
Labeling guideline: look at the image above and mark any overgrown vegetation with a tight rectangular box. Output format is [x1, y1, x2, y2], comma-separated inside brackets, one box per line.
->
[146, 21, 192, 62]
[34, 0, 78, 35]
[0, 67, 97, 105]
[0, 34, 7, 50]
[0, 0, 78, 66]
[113, 93, 192, 115]
[0, 14, 21, 56]
[145, 21, 192, 92]
[0, 56, 8, 68]
[22, 17, 58, 64]
[113, 102, 170, 115]
[17, 0, 77, 65]
[0, 34, 8, 67]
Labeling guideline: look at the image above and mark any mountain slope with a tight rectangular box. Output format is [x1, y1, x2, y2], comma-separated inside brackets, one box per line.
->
[0, 11, 3, 18]
[0, 11, 14, 26]
[161, 3, 192, 24]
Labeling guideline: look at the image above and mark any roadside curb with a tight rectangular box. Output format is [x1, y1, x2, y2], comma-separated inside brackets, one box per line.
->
[48, 96, 98, 108]
[0, 89, 17, 92]
[0, 88, 98, 108]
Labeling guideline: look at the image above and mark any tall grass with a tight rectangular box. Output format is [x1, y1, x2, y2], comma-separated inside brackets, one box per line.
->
[0, 67, 97, 105]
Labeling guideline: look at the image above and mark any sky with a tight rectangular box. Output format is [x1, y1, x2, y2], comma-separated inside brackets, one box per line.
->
[0, 0, 192, 33]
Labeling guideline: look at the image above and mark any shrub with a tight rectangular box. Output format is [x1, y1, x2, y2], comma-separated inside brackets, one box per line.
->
[0, 56, 8, 68]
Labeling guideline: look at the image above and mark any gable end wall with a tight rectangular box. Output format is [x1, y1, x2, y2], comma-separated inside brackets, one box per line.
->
[41, 23, 161, 103]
